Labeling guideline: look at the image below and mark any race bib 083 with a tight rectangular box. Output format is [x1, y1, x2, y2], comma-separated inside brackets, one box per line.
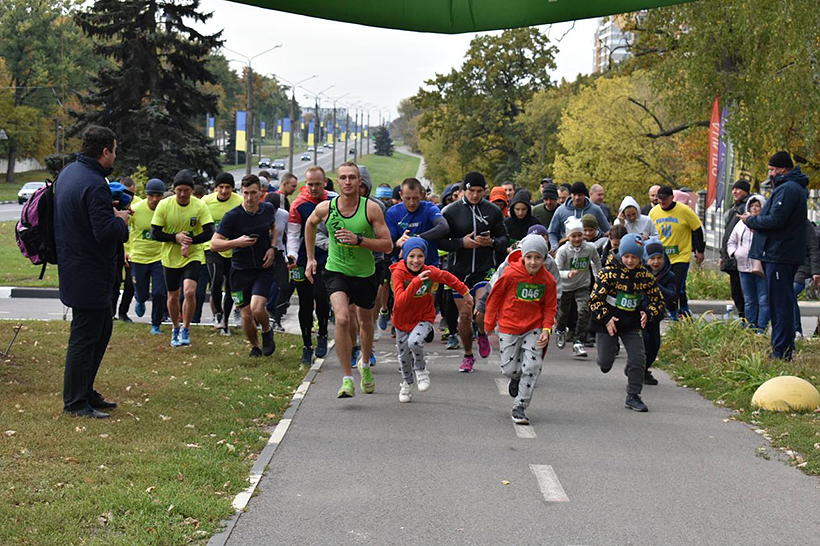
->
[615, 291, 642, 311]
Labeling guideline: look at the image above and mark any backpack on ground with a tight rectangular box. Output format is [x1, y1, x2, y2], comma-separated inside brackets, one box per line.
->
[15, 179, 57, 279]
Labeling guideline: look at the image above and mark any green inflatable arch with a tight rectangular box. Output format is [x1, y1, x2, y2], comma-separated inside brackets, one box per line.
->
[231, 0, 693, 34]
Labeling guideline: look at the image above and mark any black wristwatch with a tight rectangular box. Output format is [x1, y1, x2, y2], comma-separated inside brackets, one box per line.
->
[356, 234, 363, 246]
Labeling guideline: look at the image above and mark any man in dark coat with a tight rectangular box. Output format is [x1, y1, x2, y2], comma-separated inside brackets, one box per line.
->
[742, 151, 809, 360]
[720, 180, 751, 318]
[55, 126, 130, 418]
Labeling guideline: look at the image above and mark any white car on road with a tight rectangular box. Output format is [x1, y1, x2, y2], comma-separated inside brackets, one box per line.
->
[17, 182, 46, 204]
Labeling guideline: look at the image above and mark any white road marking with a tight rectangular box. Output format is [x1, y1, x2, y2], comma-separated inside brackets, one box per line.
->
[530, 464, 570, 502]
[515, 424, 537, 438]
[494, 378, 508, 396]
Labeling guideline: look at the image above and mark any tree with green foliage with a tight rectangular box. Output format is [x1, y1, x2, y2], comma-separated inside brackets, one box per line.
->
[413, 27, 556, 186]
[374, 126, 394, 157]
[74, 0, 222, 183]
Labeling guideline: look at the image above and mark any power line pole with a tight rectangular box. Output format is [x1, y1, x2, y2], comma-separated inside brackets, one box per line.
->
[245, 65, 252, 176]
[367, 110, 371, 155]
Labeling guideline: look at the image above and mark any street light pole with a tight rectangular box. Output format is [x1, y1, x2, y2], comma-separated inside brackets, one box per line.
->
[273, 74, 317, 173]
[304, 84, 334, 166]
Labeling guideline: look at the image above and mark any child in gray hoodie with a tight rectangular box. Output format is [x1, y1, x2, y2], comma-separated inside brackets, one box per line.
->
[555, 217, 601, 356]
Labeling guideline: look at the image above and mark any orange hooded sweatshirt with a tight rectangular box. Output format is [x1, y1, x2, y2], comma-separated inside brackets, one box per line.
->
[390, 260, 469, 333]
[489, 186, 509, 217]
[483, 251, 557, 335]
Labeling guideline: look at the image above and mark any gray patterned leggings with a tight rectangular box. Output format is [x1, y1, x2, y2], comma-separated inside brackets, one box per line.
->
[498, 329, 543, 409]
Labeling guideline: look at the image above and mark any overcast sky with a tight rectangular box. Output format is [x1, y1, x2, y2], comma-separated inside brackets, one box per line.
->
[197, 0, 598, 121]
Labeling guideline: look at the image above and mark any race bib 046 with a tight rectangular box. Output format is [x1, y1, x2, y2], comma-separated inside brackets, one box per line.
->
[516, 282, 545, 302]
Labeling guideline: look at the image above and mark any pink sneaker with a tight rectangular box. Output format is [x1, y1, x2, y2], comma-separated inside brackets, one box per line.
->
[459, 355, 476, 373]
[477, 334, 491, 358]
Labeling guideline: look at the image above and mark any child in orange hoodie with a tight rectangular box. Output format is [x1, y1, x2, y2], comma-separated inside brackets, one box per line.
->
[484, 234, 557, 425]
[390, 237, 473, 403]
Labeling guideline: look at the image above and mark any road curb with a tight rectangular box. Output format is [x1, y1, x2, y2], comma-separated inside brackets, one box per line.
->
[0, 200, 14, 205]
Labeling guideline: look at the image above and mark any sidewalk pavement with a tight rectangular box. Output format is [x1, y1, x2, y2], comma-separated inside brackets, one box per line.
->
[218, 323, 820, 546]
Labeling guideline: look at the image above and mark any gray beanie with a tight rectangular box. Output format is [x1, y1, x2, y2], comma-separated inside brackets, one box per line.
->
[520, 234, 548, 259]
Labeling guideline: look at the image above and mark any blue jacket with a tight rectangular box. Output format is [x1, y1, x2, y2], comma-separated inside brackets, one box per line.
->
[548, 197, 611, 249]
[746, 167, 809, 265]
[54, 155, 129, 309]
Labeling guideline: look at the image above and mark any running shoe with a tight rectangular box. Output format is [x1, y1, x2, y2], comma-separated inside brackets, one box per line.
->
[262, 329, 276, 356]
[351, 346, 361, 368]
[477, 334, 491, 358]
[643, 370, 659, 385]
[508, 377, 520, 398]
[150, 325, 161, 336]
[390, 326, 396, 338]
[249, 347, 263, 358]
[415, 369, 431, 392]
[272, 320, 286, 333]
[315, 335, 328, 358]
[572, 341, 587, 357]
[219, 326, 231, 337]
[555, 328, 566, 349]
[118, 313, 133, 323]
[459, 354, 475, 373]
[441, 332, 450, 342]
[399, 381, 412, 403]
[337, 378, 355, 398]
[179, 327, 191, 346]
[378, 309, 390, 330]
[373, 328, 381, 341]
[171, 328, 181, 347]
[359, 365, 375, 394]
[135, 301, 145, 317]
[625, 394, 648, 412]
[301, 346, 313, 365]
[369, 351, 376, 367]
[511, 405, 530, 425]
[446, 336, 460, 350]
[214, 312, 223, 328]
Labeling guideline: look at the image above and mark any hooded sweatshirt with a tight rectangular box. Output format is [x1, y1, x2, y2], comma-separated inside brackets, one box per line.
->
[589, 254, 664, 333]
[745, 166, 809, 264]
[483, 251, 557, 335]
[644, 247, 677, 321]
[390, 259, 468, 333]
[615, 196, 658, 239]
[476, 247, 562, 315]
[555, 239, 602, 292]
[504, 190, 541, 244]
[489, 186, 509, 217]
[440, 183, 460, 210]
[547, 197, 611, 249]
[287, 185, 329, 265]
[727, 194, 767, 273]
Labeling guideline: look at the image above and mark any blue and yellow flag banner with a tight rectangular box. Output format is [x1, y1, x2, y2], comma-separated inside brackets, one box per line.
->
[207, 116, 215, 138]
[260, 121, 266, 139]
[236, 111, 247, 152]
[340, 124, 346, 142]
[364, 125, 368, 138]
[328, 121, 334, 144]
[277, 118, 283, 134]
[282, 118, 291, 148]
[308, 122, 315, 147]
[300, 118, 305, 131]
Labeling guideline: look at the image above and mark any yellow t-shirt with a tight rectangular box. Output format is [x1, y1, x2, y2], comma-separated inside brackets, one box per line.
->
[151, 196, 214, 269]
[124, 195, 142, 254]
[202, 192, 243, 258]
[649, 203, 703, 264]
[128, 199, 162, 264]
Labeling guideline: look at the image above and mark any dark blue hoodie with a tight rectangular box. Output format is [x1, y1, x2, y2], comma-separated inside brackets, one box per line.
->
[746, 167, 809, 265]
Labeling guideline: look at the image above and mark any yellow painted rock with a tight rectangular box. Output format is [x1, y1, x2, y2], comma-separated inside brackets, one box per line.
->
[751, 376, 820, 412]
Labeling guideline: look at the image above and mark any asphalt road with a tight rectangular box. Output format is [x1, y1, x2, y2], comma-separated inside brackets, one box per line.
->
[0, 202, 22, 222]
[228, 140, 367, 182]
[219, 323, 820, 546]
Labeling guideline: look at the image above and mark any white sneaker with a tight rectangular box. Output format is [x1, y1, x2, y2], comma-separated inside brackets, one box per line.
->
[399, 381, 412, 403]
[415, 369, 431, 392]
[373, 328, 381, 341]
[572, 341, 587, 357]
[219, 327, 231, 337]
[795, 331, 804, 341]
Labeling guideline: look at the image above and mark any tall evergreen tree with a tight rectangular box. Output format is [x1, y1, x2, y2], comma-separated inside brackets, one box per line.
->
[74, 0, 222, 182]
[374, 125, 394, 157]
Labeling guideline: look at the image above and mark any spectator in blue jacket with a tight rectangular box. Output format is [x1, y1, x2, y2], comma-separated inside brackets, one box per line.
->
[548, 181, 611, 251]
[742, 151, 809, 360]
[55, 126, 131, 418]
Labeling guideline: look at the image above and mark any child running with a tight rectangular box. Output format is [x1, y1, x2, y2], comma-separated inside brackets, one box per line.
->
[642, 237, 677, 385]
[589, 234, 664, 412]
[483, 234, 557, 425]
[554, 217, 601, 356]
[390, 238, 473, 403]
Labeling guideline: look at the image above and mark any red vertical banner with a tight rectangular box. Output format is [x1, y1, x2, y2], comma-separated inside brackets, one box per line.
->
[706, 97, 721, 209]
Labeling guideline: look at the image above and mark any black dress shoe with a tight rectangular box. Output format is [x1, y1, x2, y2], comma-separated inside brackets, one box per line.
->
[89, 392, 117, 409]
[118, 313, 133, 323]
[65, 407, 110, 419]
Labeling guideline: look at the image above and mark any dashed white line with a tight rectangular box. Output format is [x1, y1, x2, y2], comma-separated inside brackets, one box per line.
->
[494, 377, 508, 396]
[530, 464, 570, 502]
[514, 424, 537, 438]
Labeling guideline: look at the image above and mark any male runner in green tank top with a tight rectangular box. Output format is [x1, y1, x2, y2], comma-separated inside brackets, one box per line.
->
[305, 162, 393, 398]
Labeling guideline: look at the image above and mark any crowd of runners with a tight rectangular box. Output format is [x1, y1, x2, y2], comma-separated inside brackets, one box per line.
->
[56, 126, 811, 424]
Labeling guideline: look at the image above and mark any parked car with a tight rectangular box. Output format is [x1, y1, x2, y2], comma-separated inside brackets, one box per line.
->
[300, 153, 311, 161]
[272, 160, 286, 170]
[18, 181, 46, 204]
[258, 157, 272, 168]
[307, 146, 315, 152]
[349, 148, 356, 155]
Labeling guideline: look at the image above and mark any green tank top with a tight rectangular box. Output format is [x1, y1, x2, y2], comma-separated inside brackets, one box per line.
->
[326, 196, 376, 277]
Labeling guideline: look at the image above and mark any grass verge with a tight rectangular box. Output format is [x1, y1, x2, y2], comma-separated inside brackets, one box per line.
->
[327, 151, 420, 188]
[685, 264, 732, 300]
[656, 316, 820, 475]
[0, 171, 52, 202]
[0, 320, 306, 544]
[0, 221, 60, 287]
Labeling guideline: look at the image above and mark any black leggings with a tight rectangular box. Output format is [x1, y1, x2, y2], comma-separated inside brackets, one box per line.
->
[295, 265, 330, 348]
[206, 252, 233, 323]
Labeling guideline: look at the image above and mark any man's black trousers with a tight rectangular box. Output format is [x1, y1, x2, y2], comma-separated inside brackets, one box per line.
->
[63, 307, 113, 412]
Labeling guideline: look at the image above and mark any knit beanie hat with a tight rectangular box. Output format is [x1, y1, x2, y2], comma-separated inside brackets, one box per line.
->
[732, 180, 751, 193]
[214, 172, 234, 187]
[462, 171, 487, 190]
[768, 151, 793, 169]
[392, 185, 402, 200]
[541, 183, 559, 200]
[527, 224, 548, 236]
[581, 214, 599, 230]
[173, 169, 194, 188]
[569, 181, 588, 196]
[520, 234, 547, 259]
[565, 217, 584, 236]
[619, 233, 644, 259]
[644, 237, 664, 260]
[401, 237, 428, 262]
[145, 178, 166, 195]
